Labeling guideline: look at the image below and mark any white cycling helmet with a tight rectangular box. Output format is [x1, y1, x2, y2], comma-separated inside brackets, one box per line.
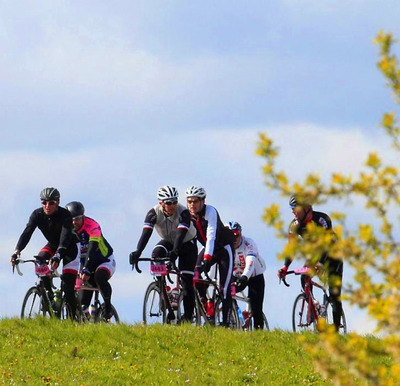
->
[185, 185, 206, 199]
[157, 185, 179, 201]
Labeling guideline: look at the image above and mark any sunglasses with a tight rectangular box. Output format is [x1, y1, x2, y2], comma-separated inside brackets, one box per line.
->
[72, 215, 84, 221]
[41, 200, 57, 206]
[187, 199, 200, 204]
[164, 201, 178, 206]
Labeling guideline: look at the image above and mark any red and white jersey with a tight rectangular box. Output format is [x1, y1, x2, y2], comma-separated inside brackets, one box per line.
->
[233, 235, 266, 278]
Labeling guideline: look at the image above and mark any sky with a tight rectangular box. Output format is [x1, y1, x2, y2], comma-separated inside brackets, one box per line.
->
[1, 0, 400, 333]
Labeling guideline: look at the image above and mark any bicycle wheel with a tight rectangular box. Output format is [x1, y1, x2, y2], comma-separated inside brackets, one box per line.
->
[97, 303, 120, 324]
[325, 302, 347, 334]
[21, 287, 50, 319]
[215, 297, 240, 329]
[292, 293, 316, 332]
[143, 282, 165, 325]
[193, 288, 211, 327]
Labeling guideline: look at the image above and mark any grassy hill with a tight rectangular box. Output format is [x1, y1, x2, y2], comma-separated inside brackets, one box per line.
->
[0, 318, 384, 385]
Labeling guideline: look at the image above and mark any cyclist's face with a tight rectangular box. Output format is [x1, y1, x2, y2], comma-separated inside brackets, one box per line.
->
[160, 200, 178, 216]
[187, 197, 204, 215]
[41, 200, 59, 216]
[72, 215, 84, 230]
[233, 232, 242, 249]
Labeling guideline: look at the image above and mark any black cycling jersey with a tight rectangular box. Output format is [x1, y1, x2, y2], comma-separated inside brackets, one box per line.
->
[191, 204, 234, 260]
[15, 206, 79, 259]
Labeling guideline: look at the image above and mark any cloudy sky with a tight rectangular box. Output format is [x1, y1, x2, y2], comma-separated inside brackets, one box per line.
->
[1, 1, 400, 333]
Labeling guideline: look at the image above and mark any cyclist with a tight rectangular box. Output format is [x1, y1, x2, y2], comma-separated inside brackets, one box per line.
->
[65, 201, 116, 320]
[277, 194, 343, 331]
[129, 185, 198, 322]
[11, 187, 81, 317]
[227, 221, 266, 329]
[185, 185, 235, 327]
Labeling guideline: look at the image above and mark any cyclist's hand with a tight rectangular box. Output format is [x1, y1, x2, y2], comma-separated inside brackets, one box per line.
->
[129, 250, 141, 265]
[277, 266, 288, 280]
[10, 251, 20, 267]
[80, 268, 91, 281]
[201, 259, 212, 273]
[315, 262, 323, 274]
[236, 275, 248, 292]
[50, 253, 61, 270]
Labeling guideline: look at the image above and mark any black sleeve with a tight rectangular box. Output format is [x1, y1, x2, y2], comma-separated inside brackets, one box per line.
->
[85, 240, 99, 271]
[15, 211, 38, 252]
[173, 209, 191, 252]
[57, 213, 75, 258]
[136, 208, 157, 253]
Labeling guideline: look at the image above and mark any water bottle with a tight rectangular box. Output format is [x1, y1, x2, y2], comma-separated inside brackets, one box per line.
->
[236, 304, 245, 326]
[206, 299, 215, 317]
[242, 310, 250, 329]
[89, 304, 97, 318]
[171, 287, 179, 310]
[319, 304, 327, 317]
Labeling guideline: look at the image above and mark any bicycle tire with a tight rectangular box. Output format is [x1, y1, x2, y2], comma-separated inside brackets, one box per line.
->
[325, 301, 347, 334]
[215, 297, 240, 329]
[143, 281, 165, 325]
[193, 287, 211, 327]
[292, 293, 316, 332]
[95, 303, 120, 324]
[21, 286, 50, 319]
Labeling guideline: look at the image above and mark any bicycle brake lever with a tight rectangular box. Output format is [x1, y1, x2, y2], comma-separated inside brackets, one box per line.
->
[282, 277, 290, 287]
[134, 261, 142, 274]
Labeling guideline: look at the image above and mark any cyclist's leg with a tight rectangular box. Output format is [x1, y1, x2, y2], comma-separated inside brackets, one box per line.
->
[178, 239, 197, 321]
[328, 258, 343, 331]
[194, 248, 208, 303]
[217, 244, 234, 326]
[152, 239, 173, 259]
[248, 274, 265, 329]
[94, 256, 116, 318]
[62, 243, 80, 317]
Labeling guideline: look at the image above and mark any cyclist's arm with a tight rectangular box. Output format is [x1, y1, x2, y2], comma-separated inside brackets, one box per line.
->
[173, 209, 191, 253]
[15, 210, 39, 253]
[242, 238, 259, 278]
[203, 206, 218, 261]
[57, 214, 75, 259]
[135, 208, 157, 254]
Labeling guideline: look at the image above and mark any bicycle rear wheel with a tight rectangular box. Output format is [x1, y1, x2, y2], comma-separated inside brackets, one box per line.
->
[143, 282, 165, 325]
[21, 287, 50, 319]
[215, 298, 240, 329]
[292, 293, 316, 332]
[193, 288, 211, 327]
[325, 302, 347, 334]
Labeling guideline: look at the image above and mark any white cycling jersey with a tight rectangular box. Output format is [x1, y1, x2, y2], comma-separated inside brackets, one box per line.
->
[233, 235, 266, 278]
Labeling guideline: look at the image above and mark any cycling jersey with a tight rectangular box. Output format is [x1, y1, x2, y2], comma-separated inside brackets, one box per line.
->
[191, 204, 234, 261]
[233, 235, 266, 278]
[15, 206, 79, 259]
[75, 216, 113, 271]
[136, 203, 196, 253]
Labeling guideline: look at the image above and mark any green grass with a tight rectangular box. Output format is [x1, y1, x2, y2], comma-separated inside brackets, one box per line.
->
[0, 318, 385, 385]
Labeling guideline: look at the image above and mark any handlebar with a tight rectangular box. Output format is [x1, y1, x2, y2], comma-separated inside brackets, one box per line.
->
[13, 256, 60, 277]
[280, 267, 311, 287]
[134, 257, 179, 276]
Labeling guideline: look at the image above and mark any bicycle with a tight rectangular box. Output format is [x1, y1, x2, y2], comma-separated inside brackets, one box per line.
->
[134, 256, 182, 325]
[14, 256, 66, 319]
[192, 270, 240, 329]
[232, 285, 270, 331]
[282, 267, 347, 333]
[74, 278, 120, 324]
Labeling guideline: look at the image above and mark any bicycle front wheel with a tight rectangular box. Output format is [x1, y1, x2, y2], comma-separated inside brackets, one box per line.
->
[21, 287, 49, 319]
[143, 282, 165, 325]
[215, 298, 240, 329]
[325, 302, 347, 334]
[292, 293, 316, 332]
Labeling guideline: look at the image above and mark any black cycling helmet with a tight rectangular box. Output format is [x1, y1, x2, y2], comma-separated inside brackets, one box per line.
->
[40, 187, 60, 201]
[65, 201, 85, 218]
[289, 194, 312, 209]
